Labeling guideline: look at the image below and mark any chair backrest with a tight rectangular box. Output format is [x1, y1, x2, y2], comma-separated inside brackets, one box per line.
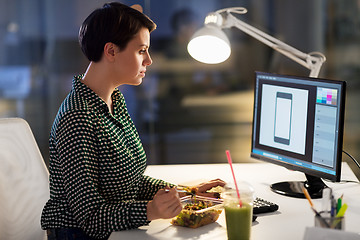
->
[0, 118, 49, 240]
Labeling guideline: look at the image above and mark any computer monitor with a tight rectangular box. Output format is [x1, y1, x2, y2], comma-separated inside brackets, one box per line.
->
[251, 72, 346, 198]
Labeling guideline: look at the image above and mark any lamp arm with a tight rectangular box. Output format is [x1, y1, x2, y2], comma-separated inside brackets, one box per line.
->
[220, 10, 325, 78]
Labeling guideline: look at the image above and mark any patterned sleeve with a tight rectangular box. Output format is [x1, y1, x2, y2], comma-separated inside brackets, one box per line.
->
[55, 110, 149, 238]
[136, 175, 176, 200]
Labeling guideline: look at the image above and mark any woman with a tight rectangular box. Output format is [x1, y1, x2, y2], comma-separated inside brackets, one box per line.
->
[41, 2, 224, 240]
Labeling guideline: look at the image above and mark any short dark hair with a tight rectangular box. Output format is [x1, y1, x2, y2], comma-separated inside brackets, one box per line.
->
[79, 2, 156, 62]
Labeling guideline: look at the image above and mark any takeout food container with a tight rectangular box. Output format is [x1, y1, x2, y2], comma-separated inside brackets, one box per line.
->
[171, 195, 223, 228]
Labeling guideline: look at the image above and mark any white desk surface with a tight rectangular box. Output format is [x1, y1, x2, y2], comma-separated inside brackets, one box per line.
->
[110, 162, 360, 240]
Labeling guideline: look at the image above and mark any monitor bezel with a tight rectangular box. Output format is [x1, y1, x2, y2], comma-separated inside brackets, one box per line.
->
[251, 71, 346, 182]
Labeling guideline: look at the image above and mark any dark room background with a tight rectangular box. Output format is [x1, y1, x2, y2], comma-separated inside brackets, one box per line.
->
[0, 0, 359, 179]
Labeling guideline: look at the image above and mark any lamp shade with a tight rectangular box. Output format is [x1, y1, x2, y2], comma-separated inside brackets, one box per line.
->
[187, 25, 231, 64]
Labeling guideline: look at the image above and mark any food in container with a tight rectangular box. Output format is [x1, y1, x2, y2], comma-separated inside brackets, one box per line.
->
[171, 195, 223, 228]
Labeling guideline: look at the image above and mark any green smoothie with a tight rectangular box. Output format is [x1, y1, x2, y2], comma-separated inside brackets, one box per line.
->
[224, 202, 253, 240]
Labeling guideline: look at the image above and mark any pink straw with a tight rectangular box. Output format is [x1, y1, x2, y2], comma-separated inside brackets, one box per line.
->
[226, 150, 242, 207]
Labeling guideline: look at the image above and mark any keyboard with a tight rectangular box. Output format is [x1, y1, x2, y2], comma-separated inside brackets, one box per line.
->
[253, 197, 279, 214]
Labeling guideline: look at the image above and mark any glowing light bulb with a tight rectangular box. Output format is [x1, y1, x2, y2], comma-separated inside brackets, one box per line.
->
[187, 26, 231, 64]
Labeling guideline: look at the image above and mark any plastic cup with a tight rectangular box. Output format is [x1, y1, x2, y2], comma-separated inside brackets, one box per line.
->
[222, 182, 255, 240]
[314, 211, 344, 230]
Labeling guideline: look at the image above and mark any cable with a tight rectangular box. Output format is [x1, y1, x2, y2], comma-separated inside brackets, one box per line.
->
[323, 179, 359, 184]
[340, 150, 360, 184]
[343, 150, 360, 169]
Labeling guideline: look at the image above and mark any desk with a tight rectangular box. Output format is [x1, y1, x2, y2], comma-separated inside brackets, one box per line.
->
[110, 162, 360, 240]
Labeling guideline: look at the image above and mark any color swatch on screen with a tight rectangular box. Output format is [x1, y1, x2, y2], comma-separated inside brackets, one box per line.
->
[316, 88, 337, 106]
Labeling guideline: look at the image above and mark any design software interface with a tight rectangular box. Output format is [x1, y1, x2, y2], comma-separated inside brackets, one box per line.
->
[252, 72, 344, 177]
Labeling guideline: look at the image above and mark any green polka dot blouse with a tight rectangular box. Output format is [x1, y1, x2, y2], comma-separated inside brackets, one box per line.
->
[41, 75, 171, 239]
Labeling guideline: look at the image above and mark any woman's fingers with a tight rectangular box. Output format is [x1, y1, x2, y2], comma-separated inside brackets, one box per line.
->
[197, 179, 225, 192]
[147, 187, 182, 220]
[195, 179, 226, 198]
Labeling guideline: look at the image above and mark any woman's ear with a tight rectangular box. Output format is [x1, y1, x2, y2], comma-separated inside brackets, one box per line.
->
[131, 4, 143, 13]
[103, 42, 116, 61]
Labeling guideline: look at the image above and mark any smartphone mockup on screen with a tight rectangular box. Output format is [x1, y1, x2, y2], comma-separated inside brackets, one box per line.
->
[274, 92, 293, 145]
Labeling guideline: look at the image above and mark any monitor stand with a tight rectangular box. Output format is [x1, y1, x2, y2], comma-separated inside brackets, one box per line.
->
[270, 174, 327, 199]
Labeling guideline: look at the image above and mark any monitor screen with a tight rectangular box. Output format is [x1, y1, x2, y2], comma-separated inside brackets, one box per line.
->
[251, 72, 346, 198]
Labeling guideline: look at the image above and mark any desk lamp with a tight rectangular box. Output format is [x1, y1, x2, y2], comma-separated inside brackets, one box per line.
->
[187, 7, 326, 78]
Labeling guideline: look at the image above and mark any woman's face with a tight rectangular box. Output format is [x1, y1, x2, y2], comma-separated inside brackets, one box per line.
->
[113, 27, 152, 86]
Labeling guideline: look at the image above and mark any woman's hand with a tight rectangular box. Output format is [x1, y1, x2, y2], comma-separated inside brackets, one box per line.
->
[194, 179, 226, 198]
[147, 187, 182, 221]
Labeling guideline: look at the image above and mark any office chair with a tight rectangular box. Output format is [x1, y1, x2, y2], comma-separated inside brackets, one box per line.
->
[0, 118, 49, 240]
